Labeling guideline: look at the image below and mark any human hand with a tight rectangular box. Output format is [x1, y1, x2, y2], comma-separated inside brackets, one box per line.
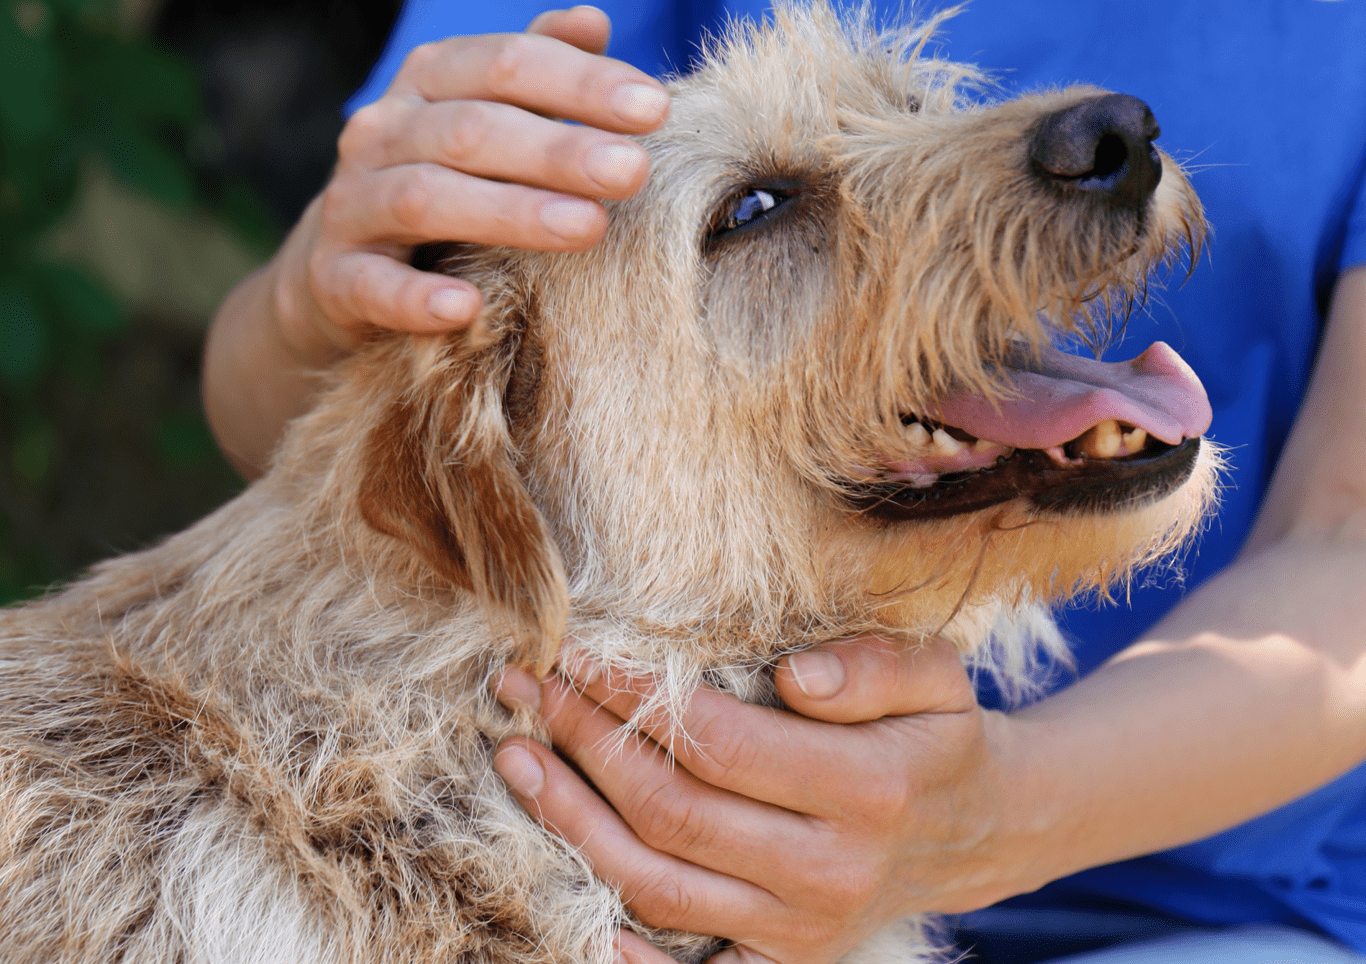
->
[493, 637, 1043, 964]
[270, 5, 669, 369]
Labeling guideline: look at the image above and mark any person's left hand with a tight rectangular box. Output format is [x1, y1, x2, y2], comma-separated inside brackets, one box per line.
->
[492, 636, 1042, 964]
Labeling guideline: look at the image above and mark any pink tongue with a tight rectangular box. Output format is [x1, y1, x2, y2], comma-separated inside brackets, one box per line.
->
[931, 342, 1212, 449]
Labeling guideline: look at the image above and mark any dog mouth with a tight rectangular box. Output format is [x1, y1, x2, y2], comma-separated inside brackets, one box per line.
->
[846, 342, 1212, 519]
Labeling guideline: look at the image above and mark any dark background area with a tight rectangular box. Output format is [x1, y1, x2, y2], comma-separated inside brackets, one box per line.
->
[1, 0, 401, 603]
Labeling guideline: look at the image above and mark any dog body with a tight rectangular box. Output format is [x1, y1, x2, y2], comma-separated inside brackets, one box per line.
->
[0, 6, 1217, 962]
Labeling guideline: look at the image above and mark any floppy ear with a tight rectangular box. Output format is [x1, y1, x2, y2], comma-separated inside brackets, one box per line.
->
[356, 304, 567, 674]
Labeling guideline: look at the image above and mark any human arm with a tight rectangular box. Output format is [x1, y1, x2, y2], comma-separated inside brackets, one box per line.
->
[201, 7, 669, 478]
[492, 263, 1366, 964]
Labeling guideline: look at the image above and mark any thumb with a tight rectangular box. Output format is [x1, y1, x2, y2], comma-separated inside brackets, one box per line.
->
[775, 635, 977, 724]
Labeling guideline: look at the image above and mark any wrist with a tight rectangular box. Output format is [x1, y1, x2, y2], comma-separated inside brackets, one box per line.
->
[202, 204, 346, 479]
[972, 707, 1075, 903]
[269, 197, 357, 371]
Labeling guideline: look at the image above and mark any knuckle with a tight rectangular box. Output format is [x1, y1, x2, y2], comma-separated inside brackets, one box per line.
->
[856, 771, 911, 822]
[276, 259, 317, 331]
[573, 62, 608, 107]
[304, 247, 333, 293]
[401, 41, 441, 76]
[441, 102, 494, 164]
[395, 272, 433, 318]
[630, 868, 697, 929]
[388, 171, 435, 234]
[346, 257, 381, 309]
[485, 34, 535, 96]
[630, 782, 705, 853]
[317, 178, 352, 232]
[338, 101, 386, 159]
[824, 860, 881, 911]
[689, 725, 760, 785]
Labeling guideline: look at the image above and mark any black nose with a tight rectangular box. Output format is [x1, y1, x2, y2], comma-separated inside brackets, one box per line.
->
[1029, 94, 1163, 211]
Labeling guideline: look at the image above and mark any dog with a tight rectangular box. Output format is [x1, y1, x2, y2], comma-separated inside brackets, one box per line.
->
[0, 4, 1218, 962]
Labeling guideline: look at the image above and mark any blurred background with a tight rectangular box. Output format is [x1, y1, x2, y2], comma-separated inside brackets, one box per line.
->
[1, 0, 402, 602]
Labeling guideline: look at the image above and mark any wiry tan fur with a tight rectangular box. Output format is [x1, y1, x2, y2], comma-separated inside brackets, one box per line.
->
[0, 5, 1217, 963]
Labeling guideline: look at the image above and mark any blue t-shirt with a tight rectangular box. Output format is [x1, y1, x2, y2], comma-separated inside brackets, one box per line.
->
[350, 0, 1366, 948]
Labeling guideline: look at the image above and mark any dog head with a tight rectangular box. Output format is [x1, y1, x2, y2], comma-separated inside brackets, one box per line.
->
[348, 3, 1217, 674]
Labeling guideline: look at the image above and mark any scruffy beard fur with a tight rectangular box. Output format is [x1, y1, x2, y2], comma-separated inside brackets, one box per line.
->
[0, 5, 1218, 963]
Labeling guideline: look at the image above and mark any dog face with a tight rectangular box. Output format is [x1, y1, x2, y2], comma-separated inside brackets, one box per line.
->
[358, 3, 1217, 673]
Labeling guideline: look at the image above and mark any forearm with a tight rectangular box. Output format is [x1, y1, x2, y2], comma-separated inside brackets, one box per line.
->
[998, 529, 1366, 897]
[982, 264, 1366, 899]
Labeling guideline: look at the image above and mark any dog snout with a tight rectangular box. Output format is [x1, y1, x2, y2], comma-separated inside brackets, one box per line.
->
[1028, 93, 1163, 211]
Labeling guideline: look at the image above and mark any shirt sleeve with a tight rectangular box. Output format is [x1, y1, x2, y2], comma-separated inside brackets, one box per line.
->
[345, 0, 553, 114]
[1340, 165, 1366, 273]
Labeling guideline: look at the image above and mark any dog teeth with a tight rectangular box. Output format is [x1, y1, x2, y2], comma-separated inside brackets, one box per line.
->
[903, 421, 931, 448]
[1122, 426, 1147, 453]
[1076, 420, 1123, 459]
[931, 428, 965, 456]
[1045, 445, 1076, 466]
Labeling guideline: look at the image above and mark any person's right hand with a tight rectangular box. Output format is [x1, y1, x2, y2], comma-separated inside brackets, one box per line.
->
[273, 5, 670, 367]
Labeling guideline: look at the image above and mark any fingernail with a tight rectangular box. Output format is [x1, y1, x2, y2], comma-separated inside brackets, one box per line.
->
[427, 287, 479, 325]
[611, 82, 669, 126]
[540, 199, 601, 240]
[584, 142, 647, 192]
[496, 666, 543, 715]
[787, 650, 845, 699]
[559, 648, 604, 686]
[494, 745, 545, 797]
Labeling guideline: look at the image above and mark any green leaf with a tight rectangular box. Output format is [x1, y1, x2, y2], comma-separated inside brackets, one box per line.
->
[30, 262, 124, 335]
[157, 410, 218, 469]
[45, 0, 97, 18]
[0, 7, 59, 143]
[0, 136, 81, 244]
[95, 121, 196, 207]
[10, 419, 52, 484]
[75, 33, 201, 127]
[216, 180, 284, 253]
[0, 278, 48, 390]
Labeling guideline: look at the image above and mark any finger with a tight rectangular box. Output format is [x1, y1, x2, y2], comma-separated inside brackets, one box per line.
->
[390, 33, 669, 134]
[527, 6, 612, 56]
[534, 672, 812, 886]
[344, 98, 649, 200]
[617, 930, 676, 964]
[314, 248, 484, 332]
[326, 162, 607, 250]
[493, 736, 785, 935]
[554, 654, 871, 816]
[776, 636, 978, 724]
[711, 946, 779, 964]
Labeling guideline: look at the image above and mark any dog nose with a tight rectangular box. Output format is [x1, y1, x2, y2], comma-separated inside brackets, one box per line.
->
[1029, 94, 1163, 211]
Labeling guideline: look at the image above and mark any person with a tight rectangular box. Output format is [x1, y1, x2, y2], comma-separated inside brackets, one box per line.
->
[202, 2, 1366, 962]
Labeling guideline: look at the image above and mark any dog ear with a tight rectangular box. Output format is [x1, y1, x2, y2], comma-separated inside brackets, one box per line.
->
[356, 296, 567, 674]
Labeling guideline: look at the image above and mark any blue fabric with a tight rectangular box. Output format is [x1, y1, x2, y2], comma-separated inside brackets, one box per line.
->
[346, 0, 1366, 950]
[934, 3, 1366, 951]
[346, 0, 773, 111]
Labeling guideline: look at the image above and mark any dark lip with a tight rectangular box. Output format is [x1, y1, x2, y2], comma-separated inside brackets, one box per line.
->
[844, 436, 1201, 521]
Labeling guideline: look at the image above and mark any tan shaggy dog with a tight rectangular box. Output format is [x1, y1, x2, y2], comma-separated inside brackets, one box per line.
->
[0, 4, 1219, 962]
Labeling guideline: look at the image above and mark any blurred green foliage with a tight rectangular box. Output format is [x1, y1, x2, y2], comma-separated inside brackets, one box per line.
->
[2, 0, 271, 603]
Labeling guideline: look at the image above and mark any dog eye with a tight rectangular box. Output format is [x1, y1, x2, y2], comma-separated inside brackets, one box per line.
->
[714, 187, 792, 236]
